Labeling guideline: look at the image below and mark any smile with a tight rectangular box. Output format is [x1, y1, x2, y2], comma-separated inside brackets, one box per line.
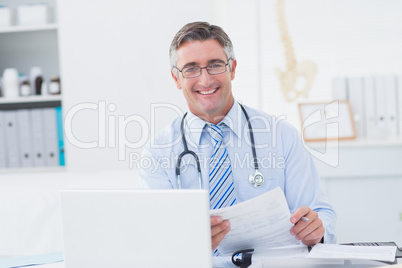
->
[198, 88, 218, 95]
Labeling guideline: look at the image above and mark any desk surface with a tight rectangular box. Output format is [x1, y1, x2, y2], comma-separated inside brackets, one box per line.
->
[29, 258, 402, 268]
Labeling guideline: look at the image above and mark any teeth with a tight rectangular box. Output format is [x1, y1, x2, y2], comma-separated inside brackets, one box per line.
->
[198, 88, 217, 95]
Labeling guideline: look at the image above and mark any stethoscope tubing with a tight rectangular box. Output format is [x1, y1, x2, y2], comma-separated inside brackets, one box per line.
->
[176, 103, 260, 189]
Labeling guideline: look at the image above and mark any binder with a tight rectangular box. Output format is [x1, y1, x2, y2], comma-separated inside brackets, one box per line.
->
[331, 76, 348, 100]
[383, 75, 398, 138]
[42, 107, 59, 166]
[30, 108, 46, 167]
[363, 76, 377, 139]
[0, 111, 7, 168]
[397, 76, 402, 136]
[3, 110, 21, 168]
[56, 106, 65, 166]
[347, 76, 365, 138]
[16, 109, 34, 167]
[374, 75, 388, 137]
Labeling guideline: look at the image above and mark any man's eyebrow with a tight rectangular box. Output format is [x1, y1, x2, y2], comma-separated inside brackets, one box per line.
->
[181, 59, 227, 69]
[181, 62, 198, 69]
[208, 59, 226, 64]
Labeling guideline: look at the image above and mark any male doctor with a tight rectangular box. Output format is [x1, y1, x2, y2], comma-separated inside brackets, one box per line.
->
[139, 21, 336, 252]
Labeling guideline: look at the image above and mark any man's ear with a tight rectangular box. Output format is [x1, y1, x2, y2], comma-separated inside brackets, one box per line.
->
[230, 59, 237, 80]
[171, 70, 182, 90]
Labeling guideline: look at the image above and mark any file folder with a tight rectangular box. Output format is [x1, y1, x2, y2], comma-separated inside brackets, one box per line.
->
[16, 109, 34, 167]
[363, 76, 377, 139]
[0, 111, 7, 168]
[375, 75, 389, 138]
[348, 76, 365, 138]
[331, 76, 348, 100]
[383, 75, 398, 138]
[3, 110, 21, 168]
[30, 108, 46, 167]
[397, 76, 402, 136]
[56, 106, 65, 166]
[42, 107, 60, 166]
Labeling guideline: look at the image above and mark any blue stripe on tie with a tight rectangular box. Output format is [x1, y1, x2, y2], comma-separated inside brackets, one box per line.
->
[208, 123, 236, 210]
[213, 183, 234, 209]
[209, 168, 231, 198]
[210, 167, 231, 196]
[209, 150, 227, 177]
[210, 179, 233, 204]
[211, 125, 223, 138]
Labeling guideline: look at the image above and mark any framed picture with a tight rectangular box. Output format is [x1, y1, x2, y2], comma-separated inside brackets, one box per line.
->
[298, 100, 356, 142]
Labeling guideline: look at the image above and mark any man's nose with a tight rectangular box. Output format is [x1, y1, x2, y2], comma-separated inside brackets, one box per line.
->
[198, 67, 213, 84]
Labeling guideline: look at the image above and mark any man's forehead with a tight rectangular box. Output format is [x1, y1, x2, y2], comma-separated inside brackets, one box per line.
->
[176, 39, 226, 64]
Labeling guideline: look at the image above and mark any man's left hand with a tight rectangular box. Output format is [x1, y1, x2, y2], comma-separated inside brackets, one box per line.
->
[290, 206, 324, 246]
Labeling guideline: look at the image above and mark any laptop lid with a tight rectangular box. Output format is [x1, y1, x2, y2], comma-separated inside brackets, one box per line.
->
[59, 189, 212, 268]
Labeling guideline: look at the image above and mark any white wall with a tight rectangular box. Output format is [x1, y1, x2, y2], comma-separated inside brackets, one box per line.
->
[58, 0, 214, 172]
[59, 0, 402, 172]
[214, 0, 402, 127]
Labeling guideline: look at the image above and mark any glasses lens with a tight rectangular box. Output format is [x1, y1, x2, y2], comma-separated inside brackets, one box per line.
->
[182, 66, 201, 78]
[207, 63, 226, 75]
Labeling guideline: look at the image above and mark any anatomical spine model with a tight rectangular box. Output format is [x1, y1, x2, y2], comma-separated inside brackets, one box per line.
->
[275, 0, 317, 102]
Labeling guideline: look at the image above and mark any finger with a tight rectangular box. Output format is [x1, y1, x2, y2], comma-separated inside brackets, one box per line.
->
[210, 216, 223, 227]
[301, 226, 325, 246]
[290, 210, 322, 236]
[211, 221, 231, 250]
[290, 218, 310, 236]
[295, 218, 321, 240]
[211, 220, 230, 237]
[290, 206, 310, 224]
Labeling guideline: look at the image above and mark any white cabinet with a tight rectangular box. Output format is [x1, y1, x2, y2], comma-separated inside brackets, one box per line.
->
[0, 0, 64, 171]
[311, 140, 402, 245]
[0, 0, 59, 85]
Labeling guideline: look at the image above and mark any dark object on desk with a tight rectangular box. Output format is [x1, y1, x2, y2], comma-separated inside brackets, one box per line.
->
[342, 241, 402, 258]
[232, 249, 254, 268]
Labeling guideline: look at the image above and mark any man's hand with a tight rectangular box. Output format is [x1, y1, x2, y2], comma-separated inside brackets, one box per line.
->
[210, 216, 230, 250]
[290, 206, 324, 246]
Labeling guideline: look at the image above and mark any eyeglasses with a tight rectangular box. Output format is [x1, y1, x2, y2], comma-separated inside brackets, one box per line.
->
[173, 59, 232, 79]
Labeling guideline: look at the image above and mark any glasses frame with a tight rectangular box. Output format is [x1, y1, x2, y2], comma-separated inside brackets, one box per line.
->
[173, 58, 232, 79]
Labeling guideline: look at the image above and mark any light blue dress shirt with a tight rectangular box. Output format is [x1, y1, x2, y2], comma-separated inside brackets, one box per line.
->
[139, 101, 336, 243]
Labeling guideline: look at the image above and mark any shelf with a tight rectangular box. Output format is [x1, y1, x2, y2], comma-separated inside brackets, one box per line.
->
[0, 23, 57, 34]
[306, 137, 402, 149]
[0, 166, 66, 174]
[0, 95, 62, 104]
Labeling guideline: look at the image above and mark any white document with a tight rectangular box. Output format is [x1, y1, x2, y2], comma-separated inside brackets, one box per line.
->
[308, 244, 397, 263]
[210, 187, 299, 256]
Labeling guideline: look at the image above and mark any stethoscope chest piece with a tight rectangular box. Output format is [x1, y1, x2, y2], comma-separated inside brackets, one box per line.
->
[249, 170, 264, 188]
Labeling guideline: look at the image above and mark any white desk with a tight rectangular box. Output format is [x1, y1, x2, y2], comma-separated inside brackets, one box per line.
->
[26, 258, 402, 268]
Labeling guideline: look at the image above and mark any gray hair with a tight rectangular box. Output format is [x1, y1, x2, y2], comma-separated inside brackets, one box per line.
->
[169, 22, 235, 74]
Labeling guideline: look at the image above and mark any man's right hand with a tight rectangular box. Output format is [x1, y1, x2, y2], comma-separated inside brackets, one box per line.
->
[210, 216, 231, 250]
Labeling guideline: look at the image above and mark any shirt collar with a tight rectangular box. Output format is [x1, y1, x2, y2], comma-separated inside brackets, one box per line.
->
[184, 100, 242, 146]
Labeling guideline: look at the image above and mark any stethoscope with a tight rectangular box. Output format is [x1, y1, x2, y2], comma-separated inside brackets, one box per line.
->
[176, 103, 264, 189]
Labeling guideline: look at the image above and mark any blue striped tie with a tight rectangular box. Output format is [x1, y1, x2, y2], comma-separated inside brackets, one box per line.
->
[208, 124, 237, 210]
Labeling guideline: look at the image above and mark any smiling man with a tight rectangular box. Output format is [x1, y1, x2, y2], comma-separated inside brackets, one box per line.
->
[139, 22, 336, 254]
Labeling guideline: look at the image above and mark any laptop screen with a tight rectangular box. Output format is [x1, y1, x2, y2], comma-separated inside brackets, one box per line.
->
[60, 189, 212, 268]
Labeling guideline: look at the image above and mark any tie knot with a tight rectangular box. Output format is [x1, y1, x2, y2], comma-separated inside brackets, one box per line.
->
[207, 123, 224, 142]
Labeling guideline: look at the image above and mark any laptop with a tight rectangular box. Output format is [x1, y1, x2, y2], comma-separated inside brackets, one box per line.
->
[59, 189, 212, 268]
